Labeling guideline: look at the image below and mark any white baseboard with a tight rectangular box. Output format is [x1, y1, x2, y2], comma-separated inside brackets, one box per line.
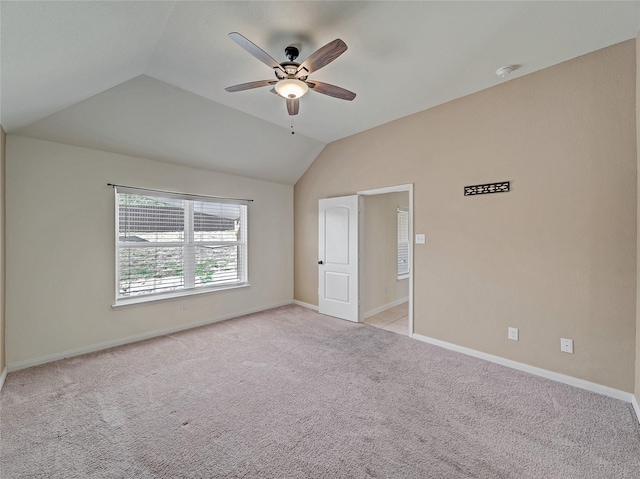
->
[294, 298, 410, 319]
[364, 297, 409, 319]
[292, 300, 318, 311]
[412, 333, 635, 404]
[7, 301, 292, 373]
[0, 366, 7, 392]
[632, 395, 640, 425]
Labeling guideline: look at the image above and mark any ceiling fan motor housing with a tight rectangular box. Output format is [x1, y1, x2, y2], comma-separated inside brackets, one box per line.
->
[284, 45, 299, 62]
[275, 63, 301, 80]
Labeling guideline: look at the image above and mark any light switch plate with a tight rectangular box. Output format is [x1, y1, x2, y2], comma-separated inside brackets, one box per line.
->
[415, 234, 426, 244]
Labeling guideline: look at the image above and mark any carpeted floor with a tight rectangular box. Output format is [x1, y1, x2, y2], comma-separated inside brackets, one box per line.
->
[1, 304, 639, 478]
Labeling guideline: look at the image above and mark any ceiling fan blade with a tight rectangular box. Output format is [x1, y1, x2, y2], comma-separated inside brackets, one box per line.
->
[225, 80, 275, 92]
[228, 32, 285, 73]
[307, 81, 356, 101]
[286, 98, 299, 116]
[296, 39, 347, 76]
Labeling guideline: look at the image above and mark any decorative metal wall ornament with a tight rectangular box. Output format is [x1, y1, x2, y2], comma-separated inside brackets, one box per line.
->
[464, 181, 510, 196]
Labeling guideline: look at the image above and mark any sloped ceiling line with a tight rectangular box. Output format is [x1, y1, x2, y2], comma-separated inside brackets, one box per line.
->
[2, 1, 639, 185]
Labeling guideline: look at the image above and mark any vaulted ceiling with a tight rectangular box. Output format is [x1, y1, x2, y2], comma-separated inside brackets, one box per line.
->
[2, 1, 639, 184]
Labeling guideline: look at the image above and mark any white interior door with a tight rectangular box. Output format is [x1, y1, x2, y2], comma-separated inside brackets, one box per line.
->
[318, 195, 359, 322]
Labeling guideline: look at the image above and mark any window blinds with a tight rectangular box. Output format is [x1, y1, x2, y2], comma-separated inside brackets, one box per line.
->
[397, 207, 410, 276]
[115, 186, 248, 301]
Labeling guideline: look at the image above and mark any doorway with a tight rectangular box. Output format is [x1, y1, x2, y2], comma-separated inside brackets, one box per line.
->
[359, 184, 413, 336]
[317, 184, 413, 335]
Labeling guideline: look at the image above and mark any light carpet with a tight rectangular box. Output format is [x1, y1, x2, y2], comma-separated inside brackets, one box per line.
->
[1, 305, 639, 478]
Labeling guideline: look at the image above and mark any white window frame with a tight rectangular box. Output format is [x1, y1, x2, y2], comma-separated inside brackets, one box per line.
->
[397, 207, 410, 280]
[113, 185, 249, 307]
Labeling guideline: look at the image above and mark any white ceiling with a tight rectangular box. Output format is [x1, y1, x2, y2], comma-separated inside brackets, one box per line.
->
[2, 1, 639, 184]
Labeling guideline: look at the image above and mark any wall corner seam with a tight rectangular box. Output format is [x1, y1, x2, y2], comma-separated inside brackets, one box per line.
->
[0, 366, 7, 393]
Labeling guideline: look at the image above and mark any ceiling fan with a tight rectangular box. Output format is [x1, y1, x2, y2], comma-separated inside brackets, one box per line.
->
[225, 32, 356, 116]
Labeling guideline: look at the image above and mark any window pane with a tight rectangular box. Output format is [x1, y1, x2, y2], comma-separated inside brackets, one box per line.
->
[194, 245, 241, 286]
[119, 194, 184, 243]
[398, 243, 409, 275]
[193, 201, 241, 242]
[119, 247, 184, 296]
[398, 209, 409, 243]
[398, 208, 409, 276]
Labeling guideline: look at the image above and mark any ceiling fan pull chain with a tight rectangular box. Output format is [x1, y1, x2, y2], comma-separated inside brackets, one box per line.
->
[291, 117, 295, 135]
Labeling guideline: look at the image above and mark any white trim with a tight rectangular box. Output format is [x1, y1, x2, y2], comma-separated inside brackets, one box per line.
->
[357, 183, 414, 335]
[632, 395, 640, 425]
[112, 283, 251, 308]
[408, 186, 413, 336]
[0, 367, 7, 392]
[412, 333, 635, 403]
[364, 297, 409, 319]
[292, 300, 319, 311]
[7, 301, 291, 372]
[357, 184, 413, 196]
[358, 194, 365, 323]
[114, 186, 120, 302]
[115, 241, 246, 249]
[183, 200, 195, 289]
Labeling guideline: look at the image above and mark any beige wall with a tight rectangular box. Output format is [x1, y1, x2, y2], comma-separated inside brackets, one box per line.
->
[0, 126, 5, 374]
[362, 191, 409, 314]
[636, 31, 640, 402]
[6, 136, 293, 366]
[295, 41, 637, 392]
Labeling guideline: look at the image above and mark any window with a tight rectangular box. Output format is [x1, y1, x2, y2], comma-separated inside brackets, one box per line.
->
[115, 186, 248, 304]
[397, 207, 410, 278]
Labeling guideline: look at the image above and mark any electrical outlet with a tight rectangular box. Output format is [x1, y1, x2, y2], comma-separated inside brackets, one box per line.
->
[560, 338, 573, 354]
[180, 301, 188, 310]
[508, 327, 519, 341]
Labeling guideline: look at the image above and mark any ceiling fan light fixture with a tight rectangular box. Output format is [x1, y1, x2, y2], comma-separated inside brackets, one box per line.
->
[275, 79, 308, 99]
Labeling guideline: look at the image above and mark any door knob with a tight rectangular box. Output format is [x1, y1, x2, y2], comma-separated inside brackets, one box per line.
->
[318, 261, 324, 265]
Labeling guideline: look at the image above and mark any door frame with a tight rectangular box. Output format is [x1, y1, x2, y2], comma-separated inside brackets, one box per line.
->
[357, 184, 414, 336]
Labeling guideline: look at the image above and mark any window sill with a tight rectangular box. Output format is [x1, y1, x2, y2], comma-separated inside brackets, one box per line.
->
[112, 283, 251, 309]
